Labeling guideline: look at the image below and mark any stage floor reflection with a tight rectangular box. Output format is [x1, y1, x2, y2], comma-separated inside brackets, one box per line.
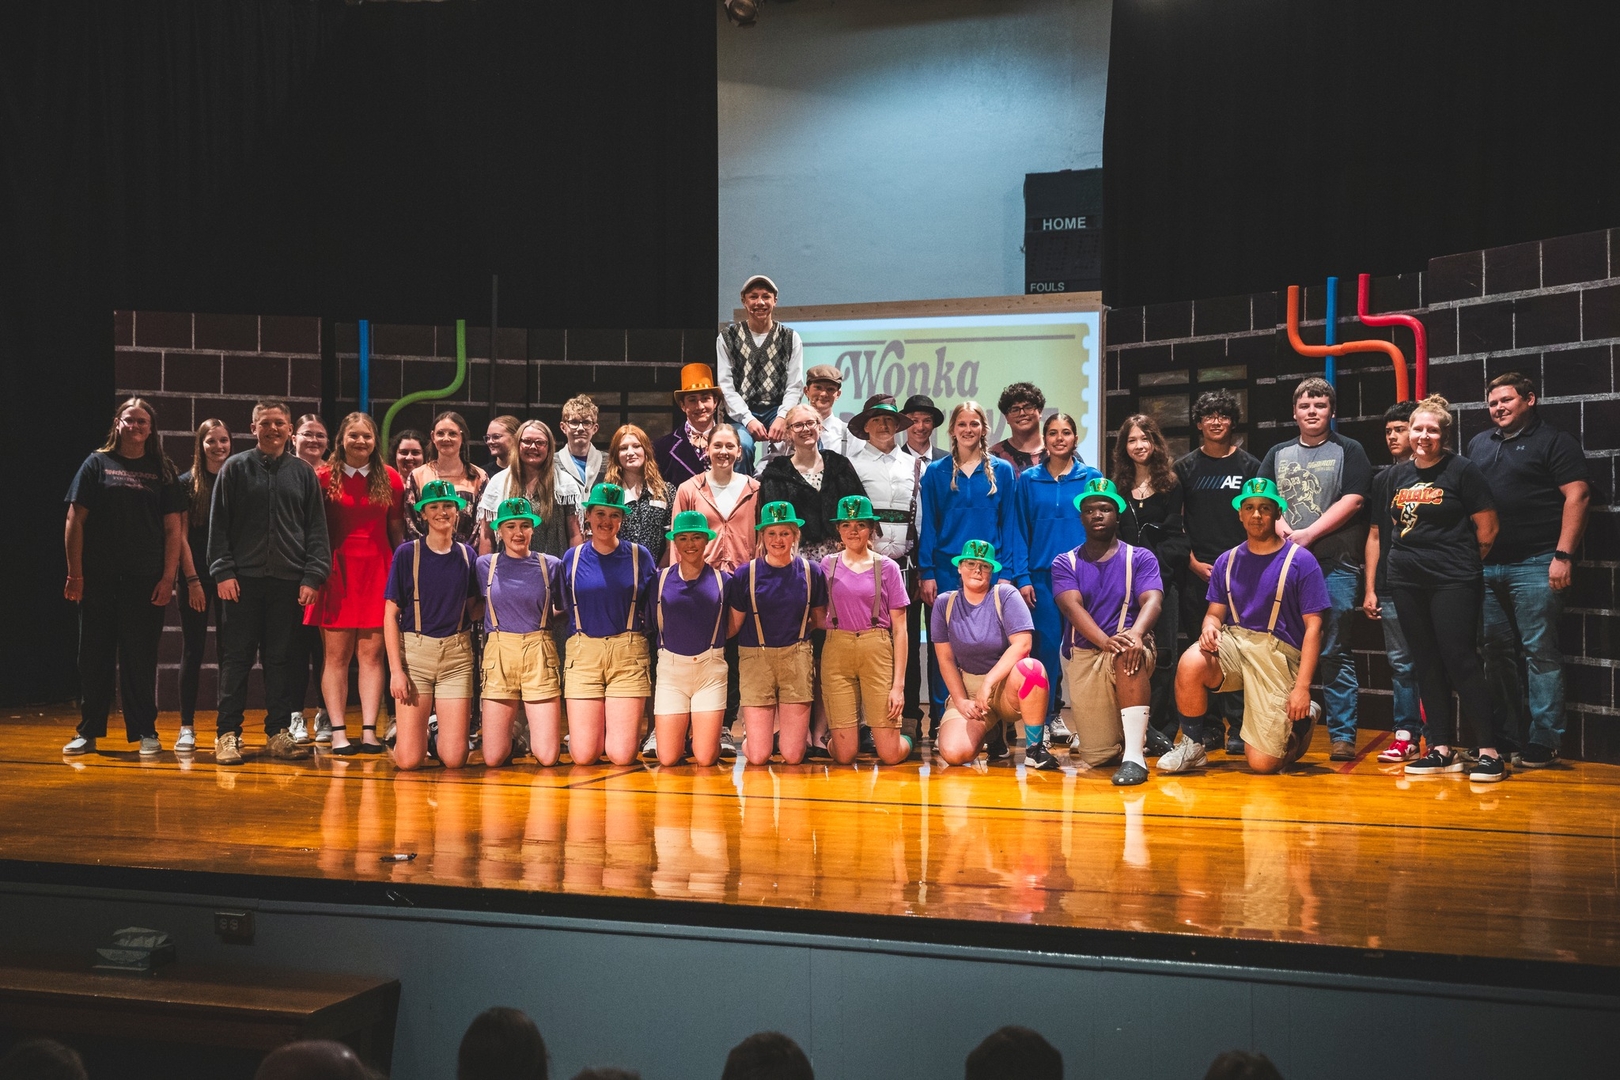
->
[3, 710, 1617, 968]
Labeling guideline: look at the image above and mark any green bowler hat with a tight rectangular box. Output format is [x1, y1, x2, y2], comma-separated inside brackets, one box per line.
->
[831, 494, 880, 523]
[413, 478, 467, 513]
[492, 496, 542, 529]
[950, 539, 1003, 574]
[756, 500, 806, 530]
[666, 509, 718, 541]
[581, 482, 629, 513]
[1074, 477, 1127, 514]
[1231, 476, 1289, 512]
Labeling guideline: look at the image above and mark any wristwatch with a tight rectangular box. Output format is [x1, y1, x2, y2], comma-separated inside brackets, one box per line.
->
[1552, 550, 1572, 562]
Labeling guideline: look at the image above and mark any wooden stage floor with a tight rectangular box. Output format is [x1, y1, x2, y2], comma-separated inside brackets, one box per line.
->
[2, 708, 1617, 974]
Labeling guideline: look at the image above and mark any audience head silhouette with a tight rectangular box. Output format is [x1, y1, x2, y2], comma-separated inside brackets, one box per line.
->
[570, 1070, 639, 1080]
[721, 1032, 814, 1080]
[253, 1040, 375, 1080]
[964, 1026, 1061, 1080]
[1204, 1050, 1283, 1080]
[459, 1006, 549, 1080]
[0, 1039, 88, 1080]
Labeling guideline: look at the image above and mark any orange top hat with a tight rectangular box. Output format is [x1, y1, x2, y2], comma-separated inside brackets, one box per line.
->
[673, 363, 719, 404]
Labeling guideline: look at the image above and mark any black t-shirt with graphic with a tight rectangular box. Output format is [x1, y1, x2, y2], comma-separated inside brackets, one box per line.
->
[1384, 453, 1496, 589]
[1174, 446, 1261, 562]
[66, 451, 187, 581]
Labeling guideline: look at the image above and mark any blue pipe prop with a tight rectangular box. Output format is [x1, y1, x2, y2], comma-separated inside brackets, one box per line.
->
[358, 319, 371, 418]
[1323, 277, 1338, 389]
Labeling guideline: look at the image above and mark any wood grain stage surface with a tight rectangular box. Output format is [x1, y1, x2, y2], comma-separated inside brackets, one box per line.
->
[2, 708, 1617, 973]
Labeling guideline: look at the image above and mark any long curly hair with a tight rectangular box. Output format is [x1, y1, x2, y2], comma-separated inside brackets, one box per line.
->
[1112, 413, 1178, 495]
[324, 412, 394, 505]
[603, 423, 668, 499]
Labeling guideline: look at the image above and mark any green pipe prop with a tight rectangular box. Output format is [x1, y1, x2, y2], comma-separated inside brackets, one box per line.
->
[381, 319, 466, 448]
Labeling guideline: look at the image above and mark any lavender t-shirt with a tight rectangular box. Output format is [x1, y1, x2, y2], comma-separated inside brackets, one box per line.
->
[726, 557, 828, 648]
[477, 551, 562, 634]
[1050, 542, 1164, 655]
[930, 583, 1034, 675]
[646, 565, 732, 655]
[1205, 542, 1330, 651]
[821, 554, 911, 631]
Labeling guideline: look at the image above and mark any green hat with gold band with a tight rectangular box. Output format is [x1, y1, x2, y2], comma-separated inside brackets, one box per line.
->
[1075, 477, 1127, 515]
[831, 494, 880, 524]
[581, 482, 629, 513]
[492, 496, 542, 529]
[666, 509, 718, 541]
[413, 478, 467, 513]
[1231, 476, 1288, 512]
[950, 539, 1003, 574]
[756, 500, 806, 530]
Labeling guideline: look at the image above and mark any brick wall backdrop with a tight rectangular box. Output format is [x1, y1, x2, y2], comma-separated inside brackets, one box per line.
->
[113, 313, 713, 714]
[1104, 228, 1620, 762]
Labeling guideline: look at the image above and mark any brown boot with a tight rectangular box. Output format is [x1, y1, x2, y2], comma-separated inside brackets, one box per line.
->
[265, 730, 313, 760]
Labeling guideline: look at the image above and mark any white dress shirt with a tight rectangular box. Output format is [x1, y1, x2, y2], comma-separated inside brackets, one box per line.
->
[848, 441, 921, 561]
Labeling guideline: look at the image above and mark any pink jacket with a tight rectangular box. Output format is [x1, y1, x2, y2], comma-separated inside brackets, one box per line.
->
[672, 473, 761, 573]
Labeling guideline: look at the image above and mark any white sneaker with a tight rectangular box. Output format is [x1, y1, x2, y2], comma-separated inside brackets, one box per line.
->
[288, 712, 308, 743]
[1046, 715, 1073, 742]
[139, 736, 162, 757]
[640, 731, 658, 758]
[63, 736, 96, 755]
[175, 728, 196, 753]
[313, 710, 332, 744]
[1157, 737, 1208, 773]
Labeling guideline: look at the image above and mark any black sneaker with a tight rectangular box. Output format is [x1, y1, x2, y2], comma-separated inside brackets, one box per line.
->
[985, 723, 1011, 762]
[1145, 726, 1174, 758]
[1224, 735, 1245, 755]
[858, 727, 877, 757]
[1468, 753, 1508, 783]
[1404, 748, 1465, 775]
[1519, 743, 1558, 769]
[1200, 727, 1225, 752]
[1023, 742, 1061, 770]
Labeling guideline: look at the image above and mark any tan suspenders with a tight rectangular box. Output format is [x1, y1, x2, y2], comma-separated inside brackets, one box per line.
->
[1224, 541, 1300, 633]
[748, 557, 813, 645]
[569, 542, 641, 634]
[1116, 545, 1135, 634]
[656, 564, 726, 649]
[485, 551, 550, 633]
[825, 552, 889, 630]
[412, 539, 470, 634]
[943, 582, 1005, 633]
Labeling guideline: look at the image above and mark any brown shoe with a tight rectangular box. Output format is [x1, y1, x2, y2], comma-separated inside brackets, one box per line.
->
[214, 731, 244, 766]
[265, 730, 313, 760]
[1330, 739, 1357, 761]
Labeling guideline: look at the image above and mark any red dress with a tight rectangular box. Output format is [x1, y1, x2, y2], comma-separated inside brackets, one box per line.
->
[306, 466, 406, 628]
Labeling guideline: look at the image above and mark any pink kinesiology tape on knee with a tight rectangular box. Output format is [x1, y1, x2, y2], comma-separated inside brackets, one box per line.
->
[1016, 658, 1047, 699]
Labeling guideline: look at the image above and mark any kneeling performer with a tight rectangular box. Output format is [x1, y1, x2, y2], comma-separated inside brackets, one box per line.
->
[932, 540, 1050, 767]
[1167, 478, 1326, 774]
[1052, 479, 1164, 786]
[821, 496, 912, 765]
[478, 497, 563, 766]
[649, 511, 732, 766]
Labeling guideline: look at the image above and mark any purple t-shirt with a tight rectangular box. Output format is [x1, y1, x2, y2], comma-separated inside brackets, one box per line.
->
[821, 554, 911, 632]
[1050, 543, 1164, 655]
[478, 551, 562, 634]
[561, 541, 656, 637]
[930, 583, 1034, 676]
[1205, 542, 1330, 651]
[726, 557, 828, 648]
[385, 540, 479, 637]
[646, 565, 732, 655]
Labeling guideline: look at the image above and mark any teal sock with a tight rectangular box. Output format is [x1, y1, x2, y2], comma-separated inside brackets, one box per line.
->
[1023, 722, 1045, 749]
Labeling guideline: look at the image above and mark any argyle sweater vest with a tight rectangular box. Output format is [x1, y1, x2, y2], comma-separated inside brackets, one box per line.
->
[724, 321, 794, 414]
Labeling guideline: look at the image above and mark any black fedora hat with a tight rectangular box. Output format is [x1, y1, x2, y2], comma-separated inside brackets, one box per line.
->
[900, 394, 945, 427]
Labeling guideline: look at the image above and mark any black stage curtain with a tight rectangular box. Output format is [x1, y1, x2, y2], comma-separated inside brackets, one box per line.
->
[1102, 0, 1620, 307]
[0, 0, 716, 705]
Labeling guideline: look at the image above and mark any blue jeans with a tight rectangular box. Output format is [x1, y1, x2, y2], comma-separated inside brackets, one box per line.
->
[1378, 595, 1422, 737]
[1481, 554, 1567, 752]
[1318, 565, 1361, 743]
[734, 408, 778, 468]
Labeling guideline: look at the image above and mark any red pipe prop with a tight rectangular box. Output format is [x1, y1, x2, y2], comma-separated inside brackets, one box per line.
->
[1355, 273, 1424, 400]
[1285, 286, 1409, 403]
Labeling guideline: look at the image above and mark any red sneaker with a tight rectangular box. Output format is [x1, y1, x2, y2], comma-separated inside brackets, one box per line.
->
[1377, 737, 1419, 764]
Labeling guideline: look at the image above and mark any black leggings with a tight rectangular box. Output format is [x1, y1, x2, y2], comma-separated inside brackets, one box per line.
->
[178, 581, 219, 726]
[1390, 581, 1493, 750]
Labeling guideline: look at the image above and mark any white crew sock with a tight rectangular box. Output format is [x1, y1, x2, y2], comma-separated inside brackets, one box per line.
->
[1121, 706, 1151, 768]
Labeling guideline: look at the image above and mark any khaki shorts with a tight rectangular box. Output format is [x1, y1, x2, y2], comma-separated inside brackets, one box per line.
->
[738, 640, 815, 707]
[564, 632, 652, 699]
[939, 670, 1023, 730]
[400, 631, 475, 701]
[654, 647, 728, 715]
[821, 629, 899, 730]
[1214, 625, 1302, 759]
[1062, 639, 1156, 766]
[482, 629, 561, 701]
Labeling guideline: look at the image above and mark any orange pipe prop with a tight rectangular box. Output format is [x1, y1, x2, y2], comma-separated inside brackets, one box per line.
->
[1285, 285, 1409, 403]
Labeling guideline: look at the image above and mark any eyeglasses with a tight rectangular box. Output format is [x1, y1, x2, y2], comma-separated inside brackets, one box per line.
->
[560, 419, 595, 431]
[789, 420, 820, 432]
[1006, 403, 1041, 416]
[518, 439, 548, 449]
